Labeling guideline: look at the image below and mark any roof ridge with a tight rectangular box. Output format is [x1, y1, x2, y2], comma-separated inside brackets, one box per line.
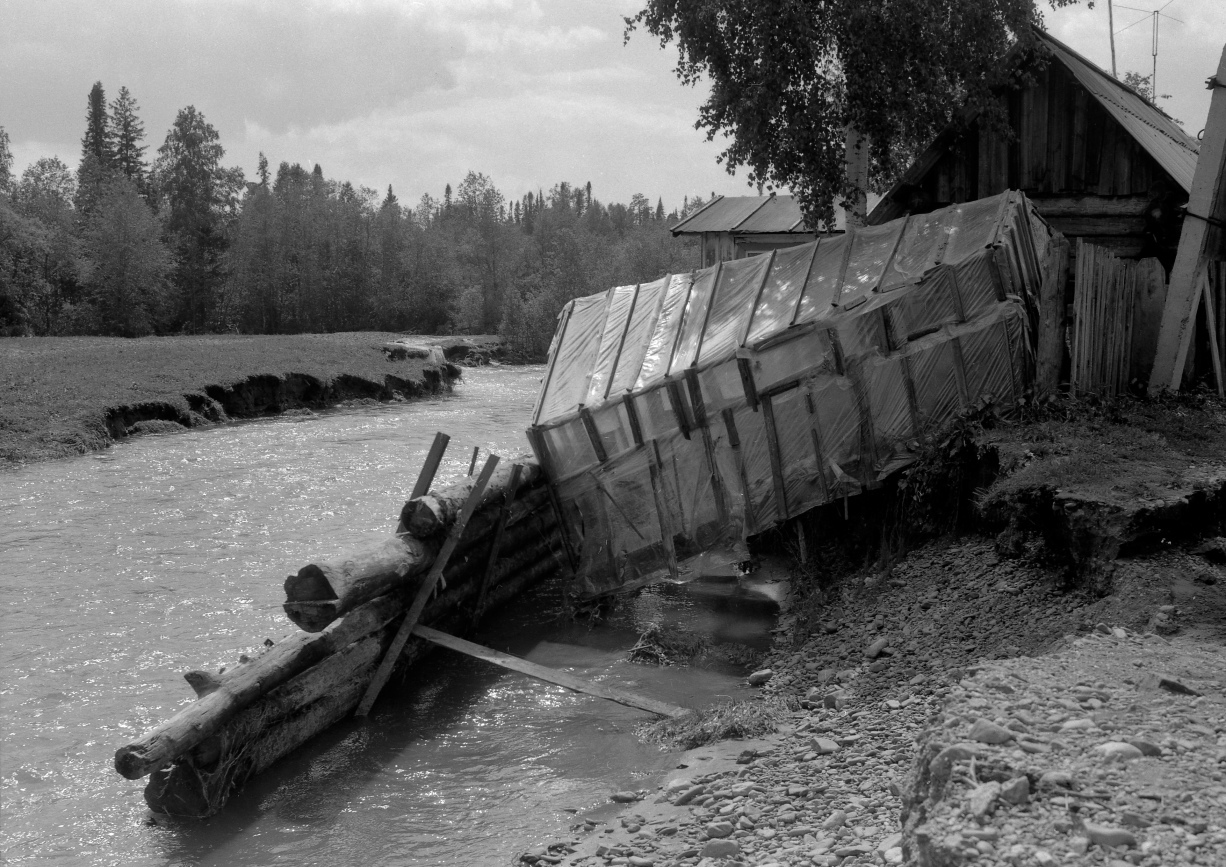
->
[1035, 29, 1198, 154]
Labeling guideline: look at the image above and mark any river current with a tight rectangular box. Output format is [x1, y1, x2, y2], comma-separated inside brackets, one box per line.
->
[1, 366, 779, 866]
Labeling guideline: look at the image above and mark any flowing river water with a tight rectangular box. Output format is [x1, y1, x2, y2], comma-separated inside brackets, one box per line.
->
[2, 365, 782, 867]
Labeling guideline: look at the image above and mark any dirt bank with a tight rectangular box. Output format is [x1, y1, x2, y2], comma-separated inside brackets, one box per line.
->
[0, 333, 489, 467]
[520, 395, 1226, 867]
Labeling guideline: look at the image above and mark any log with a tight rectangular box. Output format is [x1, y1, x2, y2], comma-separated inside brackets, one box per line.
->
[143, 553, 564, 816]
[285, 526, 561, 633]
[284, 484, 548, 605]
[400, 458, 541, 537]
[282, 488, 555, 631]
[114, 592, 408, 780]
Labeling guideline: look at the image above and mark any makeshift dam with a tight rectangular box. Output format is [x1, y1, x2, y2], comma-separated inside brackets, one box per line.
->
[528, 190, 1055, 598]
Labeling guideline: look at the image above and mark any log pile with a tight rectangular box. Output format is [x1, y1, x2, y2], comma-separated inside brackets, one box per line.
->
[115, 456, 564, 818]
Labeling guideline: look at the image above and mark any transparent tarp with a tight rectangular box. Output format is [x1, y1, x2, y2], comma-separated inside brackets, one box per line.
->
[532, 191, 1048, 598]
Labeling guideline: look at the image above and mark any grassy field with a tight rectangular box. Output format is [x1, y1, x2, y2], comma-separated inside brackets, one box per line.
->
[0, 333, 459, 467]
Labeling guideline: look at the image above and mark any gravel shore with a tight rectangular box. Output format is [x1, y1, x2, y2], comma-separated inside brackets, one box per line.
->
[520, 533, 1226, 867]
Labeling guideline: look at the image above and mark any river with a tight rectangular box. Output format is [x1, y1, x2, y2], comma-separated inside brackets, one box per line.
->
[1, 365, 781, 866]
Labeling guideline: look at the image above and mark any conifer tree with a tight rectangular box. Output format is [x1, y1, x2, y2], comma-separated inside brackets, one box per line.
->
[256, 152, 270, 187]
[109, 87, 147, 183]
[81, 82, 113, 168]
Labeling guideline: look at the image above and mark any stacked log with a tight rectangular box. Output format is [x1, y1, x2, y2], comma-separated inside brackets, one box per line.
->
[115, 457, 565, 818]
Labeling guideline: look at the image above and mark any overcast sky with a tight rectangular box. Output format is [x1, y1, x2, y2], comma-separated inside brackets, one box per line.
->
[3, 0, 1224, 210]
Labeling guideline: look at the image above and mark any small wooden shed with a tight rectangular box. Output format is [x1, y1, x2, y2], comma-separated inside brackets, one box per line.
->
[671, 193, 819, 268]
[869, 30, 1199, 266]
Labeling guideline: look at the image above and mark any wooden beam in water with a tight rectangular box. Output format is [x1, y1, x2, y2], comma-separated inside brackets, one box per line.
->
[413, 433, 450, 499]
[412, 625, 688, 719]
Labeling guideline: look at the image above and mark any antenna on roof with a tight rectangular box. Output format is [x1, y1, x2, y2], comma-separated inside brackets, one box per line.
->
[1115, 1, 1184, 100]
[1108, 0, 1118, 77]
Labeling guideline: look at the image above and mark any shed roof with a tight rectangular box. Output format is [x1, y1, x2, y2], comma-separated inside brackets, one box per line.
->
[1038, 31, 1198, 192]
[671, 194, 807, 235]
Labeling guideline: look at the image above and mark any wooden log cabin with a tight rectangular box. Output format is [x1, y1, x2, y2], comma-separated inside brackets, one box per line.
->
[869, 31, 1199, 269]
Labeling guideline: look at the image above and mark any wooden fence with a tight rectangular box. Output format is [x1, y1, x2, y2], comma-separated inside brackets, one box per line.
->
[1071, 240, 1167, 396]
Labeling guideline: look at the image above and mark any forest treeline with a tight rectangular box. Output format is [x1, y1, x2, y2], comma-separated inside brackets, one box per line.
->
[1, 83, 704, 356]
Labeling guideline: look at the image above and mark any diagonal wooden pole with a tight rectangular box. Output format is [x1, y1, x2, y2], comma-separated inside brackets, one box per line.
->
[396, 432, 449, 534]
[1149, 44, 1226, 392]
[412, 433, 450, 499]
[356, 454, 501, 717]
[1202, 273, 1226, 397]
[412, 625, 688, 718]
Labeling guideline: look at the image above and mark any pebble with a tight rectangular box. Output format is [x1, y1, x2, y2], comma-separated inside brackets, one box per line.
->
[822, 810, 848, 830]
[811, 737, 840, 755]
[1083, 821, 1137, 849]
[748, 669, 774, 686]
[705, 821, 734, 838]
[967, 781, 1001, 817]
[1094, 741, 1144, 761]
[999, 776, 1030, 805]
[969, 718, 1015, 744]
[610, 792, 639, 803]
[865, 637, 890, 659]
[700, 839, 740, 858]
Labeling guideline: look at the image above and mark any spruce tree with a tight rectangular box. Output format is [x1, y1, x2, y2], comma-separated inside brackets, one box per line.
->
[109, 86, 147, 183]
[256, 152, 270, 187]
[81, 81, 113, 168]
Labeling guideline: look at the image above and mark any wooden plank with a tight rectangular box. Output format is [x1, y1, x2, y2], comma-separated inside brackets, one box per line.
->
[623, 393, 644, 446]
[1033, 196, 1150, 217]
[1071, 87, 1089, 189]
[686, 368, 729, 522]
[759, 394, 789, 520]
[472, 464, 523, 626]
[1019, 85, 1034, 190]
[1150, 44, 1226, 392]
[468, 446, 480, 477]
[413, 433, 450, 499]
[1202, 272, 1226, 397]
[737, 356, 760, 411]
[1036, 234, 1071, 396]
[646, 438, 680, 578]
[531, 303, 573, 426]
[1044, 215, 1147, 237]
[666, 380, 692, 439]
[412, 625, 688, 718]
[524, 426, 580, 574]
[579, 407, 608, 463]
[355, 455, 501, 717]
[1096, 121, 1118, 195]
[721, 407, 756, 534]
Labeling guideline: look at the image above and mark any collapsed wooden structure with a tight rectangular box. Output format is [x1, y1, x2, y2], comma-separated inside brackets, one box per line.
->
[528, 191, 1056, 599]
[114, 447, 601, 818]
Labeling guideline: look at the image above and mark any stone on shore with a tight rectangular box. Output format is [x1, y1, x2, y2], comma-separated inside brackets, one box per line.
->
[969, 718, 1015, 744]
[1083, 821, 1137, 849]
[701, 839, 741, 858]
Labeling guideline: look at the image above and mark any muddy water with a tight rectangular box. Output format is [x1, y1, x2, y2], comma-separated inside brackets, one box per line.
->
[1, 366, 779, 867]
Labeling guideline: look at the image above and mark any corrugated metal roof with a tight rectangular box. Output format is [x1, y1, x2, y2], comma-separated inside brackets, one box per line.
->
[1038, 31, 1199, 193]
[728, 194, 808, 233]
[671, 195, 777, 234]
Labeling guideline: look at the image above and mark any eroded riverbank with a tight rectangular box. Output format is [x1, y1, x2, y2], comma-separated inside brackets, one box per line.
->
[0, 332, 505, 467]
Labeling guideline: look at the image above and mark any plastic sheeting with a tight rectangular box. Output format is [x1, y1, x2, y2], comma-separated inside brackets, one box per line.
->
[532, 191, 1049, 598]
